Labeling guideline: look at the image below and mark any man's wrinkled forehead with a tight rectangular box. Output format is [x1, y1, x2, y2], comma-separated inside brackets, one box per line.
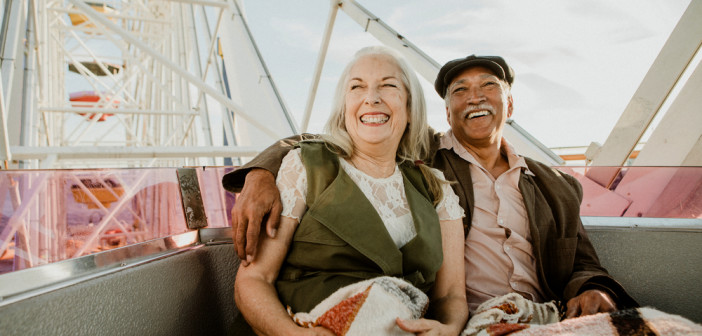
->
[448, 68, 503, 90]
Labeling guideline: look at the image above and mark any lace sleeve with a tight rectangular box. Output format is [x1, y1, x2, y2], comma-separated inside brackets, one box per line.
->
[430, 168, 465, 221]
[276, 148, 307, 221]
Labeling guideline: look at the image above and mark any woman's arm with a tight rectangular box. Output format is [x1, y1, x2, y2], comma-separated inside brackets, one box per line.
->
[235, 217, 334, 336]
[234, 216, 298, 335]
[396, 217, 468, 335]
[429, 217, 468, 332]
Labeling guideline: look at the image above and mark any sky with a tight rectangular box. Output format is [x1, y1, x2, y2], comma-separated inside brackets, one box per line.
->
[239, 0, 692, 149]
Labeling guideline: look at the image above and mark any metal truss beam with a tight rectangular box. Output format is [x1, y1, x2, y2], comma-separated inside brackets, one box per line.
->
[586, 0, 702, 186]
[66, 0, 278, 139]
[10, 145, 265, 160]
[633, 56, 702, 166]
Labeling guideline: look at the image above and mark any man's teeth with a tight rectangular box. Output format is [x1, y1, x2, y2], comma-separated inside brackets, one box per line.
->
[361, 115, 389, 124]
[468, 110, 490, 119]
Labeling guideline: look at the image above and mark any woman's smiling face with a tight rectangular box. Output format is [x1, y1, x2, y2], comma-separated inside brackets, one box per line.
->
[344, 54, 409, 154]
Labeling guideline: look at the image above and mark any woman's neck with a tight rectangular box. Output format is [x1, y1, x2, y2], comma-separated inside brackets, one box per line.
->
[349, 149, 397, 178]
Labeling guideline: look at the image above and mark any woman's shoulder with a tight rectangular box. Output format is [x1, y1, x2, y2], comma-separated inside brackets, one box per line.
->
[298, 140, 343, 168]
[298, 137, 326, 146]
[298, 139, 335, 156]
[281, 148, 303, 169]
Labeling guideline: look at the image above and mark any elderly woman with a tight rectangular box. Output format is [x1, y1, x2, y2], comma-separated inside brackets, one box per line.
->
[234, 46, 467, 335]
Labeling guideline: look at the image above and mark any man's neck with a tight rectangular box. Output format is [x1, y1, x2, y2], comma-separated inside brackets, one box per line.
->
[462, 139, 510, 179]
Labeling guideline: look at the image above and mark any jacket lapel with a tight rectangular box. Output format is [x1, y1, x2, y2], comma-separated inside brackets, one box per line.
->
[307, 167, 403, 275]
[519, 172, 556, 299]
[436, 149, 474, 236]
[399, 169, 443, 278]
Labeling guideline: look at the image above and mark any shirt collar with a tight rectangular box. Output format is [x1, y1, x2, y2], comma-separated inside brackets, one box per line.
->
[439, 129, 534, 176]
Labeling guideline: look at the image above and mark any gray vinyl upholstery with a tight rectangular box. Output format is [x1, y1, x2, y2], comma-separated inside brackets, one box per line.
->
[1, 227, 700, 335]
[0, 244, 241, 336]
[586, 228, 702, 323]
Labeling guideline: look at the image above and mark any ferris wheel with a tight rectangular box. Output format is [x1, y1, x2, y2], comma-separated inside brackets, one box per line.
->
[0, 0, 297, 169]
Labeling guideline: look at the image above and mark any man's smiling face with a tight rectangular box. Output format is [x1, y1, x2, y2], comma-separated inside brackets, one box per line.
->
[445, 66, 513, 149]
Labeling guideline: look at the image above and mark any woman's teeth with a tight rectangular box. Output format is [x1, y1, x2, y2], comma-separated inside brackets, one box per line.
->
[361, 114, 389, 124]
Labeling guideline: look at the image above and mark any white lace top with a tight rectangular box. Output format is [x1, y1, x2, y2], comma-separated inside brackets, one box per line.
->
[277, 148, 464, 248]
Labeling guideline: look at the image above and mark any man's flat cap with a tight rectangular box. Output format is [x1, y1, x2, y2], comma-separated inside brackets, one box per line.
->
[434, 55, 514, 98]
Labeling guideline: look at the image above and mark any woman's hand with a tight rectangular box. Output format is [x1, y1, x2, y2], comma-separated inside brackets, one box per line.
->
[302, 326, 336, 336]
[396, 317, 460, 336]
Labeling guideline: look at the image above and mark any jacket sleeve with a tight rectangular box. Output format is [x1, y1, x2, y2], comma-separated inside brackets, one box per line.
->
[427, 127, 442, 162]
[561, 173, 639, 308]
[221, 134, 311, 193]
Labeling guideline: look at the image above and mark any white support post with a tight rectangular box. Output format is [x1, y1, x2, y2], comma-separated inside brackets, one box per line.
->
[218, 0, 297, 149]
[187, 3, 219, 152]
[0, 0, 24, 101]
[197, 5, 236, 151]
[586, 1, 702, 186]
[1, 0, 27, 151]
[300, 0, 339, 133]
[0, 69, 11, 163]
[632, 55, 702, 166]
[608, 56, 702, 217]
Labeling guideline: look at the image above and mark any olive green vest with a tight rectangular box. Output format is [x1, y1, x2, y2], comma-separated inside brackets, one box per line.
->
[276, 141, 443, 312]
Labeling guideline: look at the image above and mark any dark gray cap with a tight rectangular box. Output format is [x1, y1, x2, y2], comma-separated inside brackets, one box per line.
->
[434, 54, 514, 98]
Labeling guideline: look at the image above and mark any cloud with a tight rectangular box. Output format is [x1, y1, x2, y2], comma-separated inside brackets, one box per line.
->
[244, 0, 691, 146]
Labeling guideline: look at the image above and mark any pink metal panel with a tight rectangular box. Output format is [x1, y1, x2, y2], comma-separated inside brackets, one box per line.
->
[2, 166, 700, 277]
[557, 166, 702, 219]
[0, 169, 190, 275]
[559, 167, 631, 217]
[614, 167, 702, 218]
[197, 167, 236, 229]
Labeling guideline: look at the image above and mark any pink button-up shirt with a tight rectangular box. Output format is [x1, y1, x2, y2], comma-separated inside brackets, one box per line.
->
[440, 130, 545, 313]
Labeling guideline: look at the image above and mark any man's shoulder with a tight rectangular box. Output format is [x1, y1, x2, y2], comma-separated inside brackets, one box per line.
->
[523, 156, 564, 175]
[522, 156, 550, 171]
[522, 156, 581, 191]
[430, 146, 463, 165]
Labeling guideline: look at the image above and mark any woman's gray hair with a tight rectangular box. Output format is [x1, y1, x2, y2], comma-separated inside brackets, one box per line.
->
[322, 46, 429, 163]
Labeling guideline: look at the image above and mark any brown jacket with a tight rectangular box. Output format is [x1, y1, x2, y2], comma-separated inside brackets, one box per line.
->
[431, 146, 637, 308]
[222, 133, 638, 310]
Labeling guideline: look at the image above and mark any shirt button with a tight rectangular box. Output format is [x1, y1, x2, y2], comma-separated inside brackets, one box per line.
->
[505, 246, 511, 252]
[498, 218, 504, 225]
[511, 282, 517, 287]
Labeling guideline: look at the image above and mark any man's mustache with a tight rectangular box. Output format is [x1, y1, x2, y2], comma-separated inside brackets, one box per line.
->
[460, 103, 494, 119]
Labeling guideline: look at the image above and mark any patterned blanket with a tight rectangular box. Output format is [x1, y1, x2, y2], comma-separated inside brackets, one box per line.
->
[289, 279, 702, 335]
[462, 293, 702, 336]
[289, 276, 428, 336]
[512, 307, 702, 336]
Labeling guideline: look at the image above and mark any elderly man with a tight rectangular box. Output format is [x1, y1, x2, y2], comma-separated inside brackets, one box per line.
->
[222, 54, 637, 318]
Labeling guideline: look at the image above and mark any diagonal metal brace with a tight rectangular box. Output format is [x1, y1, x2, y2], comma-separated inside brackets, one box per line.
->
[177, 168, 208, 230]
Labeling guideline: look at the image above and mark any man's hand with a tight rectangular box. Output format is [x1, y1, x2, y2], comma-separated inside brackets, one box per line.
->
[231, 169, 282, 266]
[566, 289, 616, 318]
